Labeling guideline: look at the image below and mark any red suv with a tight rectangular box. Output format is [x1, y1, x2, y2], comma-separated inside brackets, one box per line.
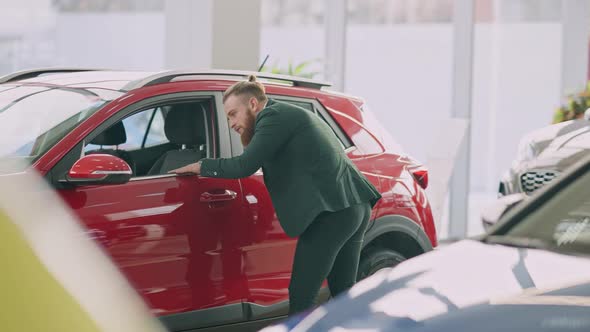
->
[0, 68, 436, 331]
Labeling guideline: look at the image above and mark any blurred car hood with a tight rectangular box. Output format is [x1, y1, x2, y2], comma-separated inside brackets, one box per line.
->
[546, 126, 590, 150]
[522, 127, 590, 172]
[522, 147, 590, 172]
[265, 240, 590, 332]
[523, 120, 590, 155]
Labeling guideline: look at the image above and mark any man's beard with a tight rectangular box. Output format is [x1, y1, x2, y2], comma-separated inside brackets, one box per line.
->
[240, 110, 256, 147]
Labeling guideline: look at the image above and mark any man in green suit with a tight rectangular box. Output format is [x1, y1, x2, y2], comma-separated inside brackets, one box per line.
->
[170, 75, 381, 315]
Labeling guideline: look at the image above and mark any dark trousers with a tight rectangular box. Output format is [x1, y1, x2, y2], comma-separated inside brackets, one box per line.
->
[288, 202, 372, 315]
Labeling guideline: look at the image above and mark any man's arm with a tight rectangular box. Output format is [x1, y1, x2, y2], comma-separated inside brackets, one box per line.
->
[170, 109, 291, 179]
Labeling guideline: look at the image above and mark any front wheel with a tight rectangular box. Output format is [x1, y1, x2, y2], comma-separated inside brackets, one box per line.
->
[357, 247, 406, 281]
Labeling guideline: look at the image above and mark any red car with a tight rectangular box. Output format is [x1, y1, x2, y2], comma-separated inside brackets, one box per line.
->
[0, 68, 436, 331]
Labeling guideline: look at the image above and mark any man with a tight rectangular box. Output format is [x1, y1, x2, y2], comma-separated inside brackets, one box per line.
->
[170, 75, 381, 315]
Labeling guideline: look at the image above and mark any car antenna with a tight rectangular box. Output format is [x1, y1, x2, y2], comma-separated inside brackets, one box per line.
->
[258, 54, 270, 72]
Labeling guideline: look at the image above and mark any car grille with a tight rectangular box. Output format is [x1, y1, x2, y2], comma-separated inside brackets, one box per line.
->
[520, 170, 560, 195]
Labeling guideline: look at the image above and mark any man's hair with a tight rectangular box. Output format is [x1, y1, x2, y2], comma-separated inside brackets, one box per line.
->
[223, 75, 268, 104]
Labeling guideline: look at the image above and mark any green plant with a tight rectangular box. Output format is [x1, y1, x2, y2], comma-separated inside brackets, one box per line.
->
[552, 106, 568, 124]
[261, 58, 321, 79]
[552, 82, 590, 124]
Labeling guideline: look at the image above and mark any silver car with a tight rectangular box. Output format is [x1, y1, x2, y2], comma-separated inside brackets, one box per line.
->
[499, 119, 590, 196]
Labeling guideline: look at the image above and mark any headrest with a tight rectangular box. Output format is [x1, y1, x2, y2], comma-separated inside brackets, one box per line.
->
[91, 121, 126, 146]
[164, 103, 207, 146]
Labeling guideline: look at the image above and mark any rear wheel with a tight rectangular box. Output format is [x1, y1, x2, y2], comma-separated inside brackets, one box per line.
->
[357, 246, 406, 281]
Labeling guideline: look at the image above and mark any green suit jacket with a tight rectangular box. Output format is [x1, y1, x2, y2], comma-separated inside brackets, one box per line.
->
[200, 99, 381, 237]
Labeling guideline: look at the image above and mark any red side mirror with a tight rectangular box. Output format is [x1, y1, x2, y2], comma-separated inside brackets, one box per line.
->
[67, 154, 131, 185]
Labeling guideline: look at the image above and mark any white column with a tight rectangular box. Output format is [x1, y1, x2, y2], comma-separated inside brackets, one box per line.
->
[448, 0, 475, 239]
[165, 0, 261, 71]
[164, 0, 212, 69]
[211, 0, 261, 70]
[560, 0, 590, 96]
[325, 0, 347, 91]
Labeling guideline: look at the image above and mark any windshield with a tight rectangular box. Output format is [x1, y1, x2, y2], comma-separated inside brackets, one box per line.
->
[499, 166, 590, 255]
[0, 85, 122, 174]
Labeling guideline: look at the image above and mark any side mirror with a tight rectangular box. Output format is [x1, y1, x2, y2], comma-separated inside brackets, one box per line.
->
[66, 154, 132, 186]
[481, 193, 526, 230]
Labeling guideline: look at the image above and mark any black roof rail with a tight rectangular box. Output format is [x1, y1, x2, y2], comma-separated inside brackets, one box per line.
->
[121, 69, 332, 91]
[0, 68, 102, 84]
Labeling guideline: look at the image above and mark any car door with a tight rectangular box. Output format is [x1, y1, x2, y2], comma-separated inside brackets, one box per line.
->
[53, 92, 252, 330]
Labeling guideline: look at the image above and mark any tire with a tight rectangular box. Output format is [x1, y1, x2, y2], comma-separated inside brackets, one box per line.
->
[357, 247, 406, 281]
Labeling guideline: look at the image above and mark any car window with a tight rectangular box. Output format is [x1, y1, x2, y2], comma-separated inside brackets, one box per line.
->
[315, 110, 350, 150]
[284, 100, 314, 112]
[83, 100, 214, 178]
[0, 86, 120, 174]
[84, 108, 169, 153]
[120, 110, 153, 150]
[505, 168, 590, 255]
[144, 109, 168, 148]
[276, 98, 350, 149]
[84, 109, 149, 152]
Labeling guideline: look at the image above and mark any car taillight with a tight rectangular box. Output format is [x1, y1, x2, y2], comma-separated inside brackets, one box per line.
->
[411, 169, 428, 189]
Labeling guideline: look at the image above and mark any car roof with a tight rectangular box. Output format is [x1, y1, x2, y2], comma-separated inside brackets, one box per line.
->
[0, 69, 158, 91]
[0, 68, 336, 93]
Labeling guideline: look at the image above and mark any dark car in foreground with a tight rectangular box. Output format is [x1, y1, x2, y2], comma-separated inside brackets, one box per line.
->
[265, 154, 590, 331]
[0, 68, 436, 331]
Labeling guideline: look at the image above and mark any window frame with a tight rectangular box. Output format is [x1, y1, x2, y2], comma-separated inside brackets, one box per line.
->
[269, 95, 353, 149]
[50, 92, 225, 185]
[83, 106, 171, 154]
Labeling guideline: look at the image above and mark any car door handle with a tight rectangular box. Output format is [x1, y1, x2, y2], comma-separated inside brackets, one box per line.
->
[200, 190, 237, 203]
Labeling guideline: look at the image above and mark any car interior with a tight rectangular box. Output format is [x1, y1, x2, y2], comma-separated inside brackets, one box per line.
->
[84, 100, 214, 178]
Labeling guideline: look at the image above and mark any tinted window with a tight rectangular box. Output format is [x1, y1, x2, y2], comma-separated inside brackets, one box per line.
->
[284, 100, 314, 112]
[84, 100, 213, 177]
[144, 109, 168, 147]
[83, 108, 170, 153]
[277, 98, 351, 149]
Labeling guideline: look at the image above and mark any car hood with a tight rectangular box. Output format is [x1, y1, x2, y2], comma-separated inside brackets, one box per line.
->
[506, 121, 590, 176]
[265, 240, 590, 331]
[521, 147, 590, 172]
[524, 120, 590, 155]
[514, 128, 590, 172]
